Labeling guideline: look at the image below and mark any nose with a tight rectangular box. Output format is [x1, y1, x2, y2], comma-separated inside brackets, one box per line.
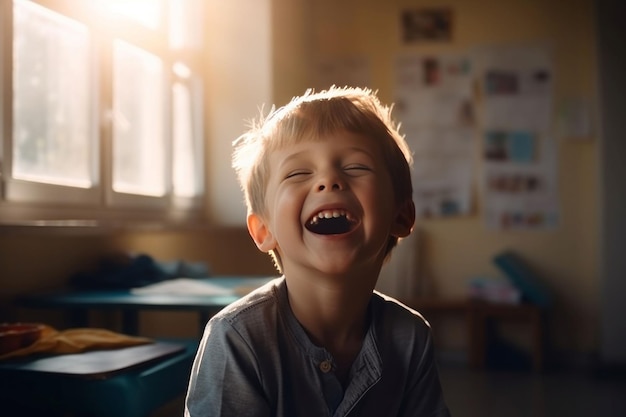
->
[316, 171, 344, 192]
[317, 183, 342, 191]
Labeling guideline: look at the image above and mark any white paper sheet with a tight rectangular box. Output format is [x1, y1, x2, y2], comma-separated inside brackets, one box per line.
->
[394, 53, 476, 218]
[131, 278, 234, 296]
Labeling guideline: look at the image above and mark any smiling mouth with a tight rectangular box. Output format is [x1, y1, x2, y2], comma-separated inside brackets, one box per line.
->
[306, 209, 358, 235]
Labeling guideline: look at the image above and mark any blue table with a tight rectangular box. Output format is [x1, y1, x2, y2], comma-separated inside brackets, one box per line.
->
[0, 339, 198, 417]
[18, 276, 275, 335]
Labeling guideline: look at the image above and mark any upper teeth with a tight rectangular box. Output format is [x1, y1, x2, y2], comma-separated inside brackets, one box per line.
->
[309, 210, 352, 225]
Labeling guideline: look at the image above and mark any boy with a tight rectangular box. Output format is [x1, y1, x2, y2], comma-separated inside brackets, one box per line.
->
[185, 86, 450, 416]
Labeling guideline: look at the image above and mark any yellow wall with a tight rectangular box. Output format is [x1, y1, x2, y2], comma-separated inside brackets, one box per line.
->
[272, 0, 600, 353]
[0, 0, 601, 356]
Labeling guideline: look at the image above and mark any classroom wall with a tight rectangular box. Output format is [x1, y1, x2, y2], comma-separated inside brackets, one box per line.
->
[0, 0, 603, 358]
[203, 0, 273, 225]
[266, 0, 600, 356]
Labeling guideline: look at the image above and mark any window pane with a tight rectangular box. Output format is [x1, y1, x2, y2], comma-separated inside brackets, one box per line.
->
[12, 0, 94, 188]
[172, 81, 203, 198]
[112, 40, 166, 197]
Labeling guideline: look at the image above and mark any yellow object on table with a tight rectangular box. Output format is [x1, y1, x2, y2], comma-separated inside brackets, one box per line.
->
[0, 325, 153, 360]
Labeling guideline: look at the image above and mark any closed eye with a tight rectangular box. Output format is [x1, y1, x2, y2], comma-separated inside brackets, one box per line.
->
[344, 164, 372, 175]
[284, 170, 311, 180]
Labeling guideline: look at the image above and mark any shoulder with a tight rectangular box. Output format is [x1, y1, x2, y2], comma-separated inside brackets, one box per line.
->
[372, 291, 430, 326]
[369, 292, 439, 381]
[206, 277, 285, 339]
[370, 291, 432, 344]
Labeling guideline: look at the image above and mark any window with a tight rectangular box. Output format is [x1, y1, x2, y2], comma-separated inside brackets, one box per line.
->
[111, 39, 167, 199]
[0, 0, 205, 225]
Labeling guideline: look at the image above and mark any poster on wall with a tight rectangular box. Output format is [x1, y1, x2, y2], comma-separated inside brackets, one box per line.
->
[482, 135, 559, 230]
[393, 53, 476, 218]
[476, 44, 553, 132]
[474, 43, 560, 230]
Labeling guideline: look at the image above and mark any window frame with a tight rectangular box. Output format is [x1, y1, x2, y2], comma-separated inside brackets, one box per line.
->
[0, 0, 207, 227]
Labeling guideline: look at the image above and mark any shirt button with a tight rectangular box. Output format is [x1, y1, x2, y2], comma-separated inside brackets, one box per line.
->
[319, 360, 332, 373]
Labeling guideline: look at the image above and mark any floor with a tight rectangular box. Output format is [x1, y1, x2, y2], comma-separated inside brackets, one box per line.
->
[155, 365, 626, 417]
[439, 365, 626, 417]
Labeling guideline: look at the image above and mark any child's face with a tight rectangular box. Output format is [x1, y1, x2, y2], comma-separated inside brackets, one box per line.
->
[247, 130, 413, 277]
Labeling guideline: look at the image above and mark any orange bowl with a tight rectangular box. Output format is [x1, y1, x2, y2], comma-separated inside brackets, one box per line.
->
[0, 323, 44, 355]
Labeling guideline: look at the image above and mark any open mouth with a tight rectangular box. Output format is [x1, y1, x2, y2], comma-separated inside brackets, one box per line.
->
[305, 209, 358, 235]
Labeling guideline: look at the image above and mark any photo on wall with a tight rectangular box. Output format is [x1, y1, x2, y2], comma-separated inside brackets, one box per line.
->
[400, 8, 453, 43]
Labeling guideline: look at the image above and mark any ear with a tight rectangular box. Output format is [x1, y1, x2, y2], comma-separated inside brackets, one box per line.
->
[247, 212, 277, 253]
[391, 199, 415, 238]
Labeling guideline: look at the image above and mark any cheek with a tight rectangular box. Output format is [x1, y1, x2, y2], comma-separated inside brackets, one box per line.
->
[270, 189, 308, 245]
[272, 186, 304, 222]
[366, 179, 396, 216]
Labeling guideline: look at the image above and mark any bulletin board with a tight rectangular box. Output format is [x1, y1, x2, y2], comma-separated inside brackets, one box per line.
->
[391, 43, 559, 231]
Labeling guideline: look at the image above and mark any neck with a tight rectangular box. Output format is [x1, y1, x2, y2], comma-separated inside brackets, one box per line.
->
[289, 282, 370, 340]
[284, 269, 376, 375]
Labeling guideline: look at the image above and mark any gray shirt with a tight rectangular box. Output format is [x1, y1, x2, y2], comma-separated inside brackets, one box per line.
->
[185, 277, 450, 417]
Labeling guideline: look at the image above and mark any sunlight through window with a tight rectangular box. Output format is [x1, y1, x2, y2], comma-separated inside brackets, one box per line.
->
[4, 0, 205, 217]
[12, 0, 94, 188]
[112, 40, 166, 197]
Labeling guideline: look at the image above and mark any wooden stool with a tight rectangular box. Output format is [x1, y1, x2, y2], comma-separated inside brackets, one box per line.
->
[402, 298, 546, 372]
[468, 301, 545, 372]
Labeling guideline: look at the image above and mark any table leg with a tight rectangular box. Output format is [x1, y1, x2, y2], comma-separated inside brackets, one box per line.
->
[121, 310, 139, 335]
[467, 305, 484, 369]
[531, 309, 544, 372]
[65, 308, 90, 328]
